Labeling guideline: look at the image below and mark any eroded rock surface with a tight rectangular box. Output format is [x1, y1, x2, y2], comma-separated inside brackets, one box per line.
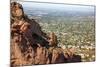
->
[11, 2, 81, 67]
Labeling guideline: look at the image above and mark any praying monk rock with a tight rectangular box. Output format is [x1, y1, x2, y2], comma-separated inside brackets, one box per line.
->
[10, 2, 81, 67]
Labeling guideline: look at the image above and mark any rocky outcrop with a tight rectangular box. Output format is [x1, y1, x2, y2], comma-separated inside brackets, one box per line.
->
[10, 2, 81, 67]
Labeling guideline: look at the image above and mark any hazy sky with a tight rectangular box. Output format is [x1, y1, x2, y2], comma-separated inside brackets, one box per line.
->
[20, 0, 95, 5]
[20, 1, 95, 13]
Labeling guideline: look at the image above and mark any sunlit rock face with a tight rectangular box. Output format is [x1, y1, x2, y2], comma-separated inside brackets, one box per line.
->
[10, 2, 81, 66]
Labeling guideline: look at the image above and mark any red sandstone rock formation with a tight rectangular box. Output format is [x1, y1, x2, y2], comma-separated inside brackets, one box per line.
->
[10, 2, 81, 67]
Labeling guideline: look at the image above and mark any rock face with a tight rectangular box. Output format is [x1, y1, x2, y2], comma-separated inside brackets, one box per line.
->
[11, 2, 81, 67]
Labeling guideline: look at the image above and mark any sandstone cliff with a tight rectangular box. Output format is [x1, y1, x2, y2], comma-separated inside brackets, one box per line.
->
[11, 2, 81, 67]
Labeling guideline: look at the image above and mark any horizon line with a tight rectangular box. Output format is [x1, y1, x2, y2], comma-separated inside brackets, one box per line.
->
[11, 0, 95, 7]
